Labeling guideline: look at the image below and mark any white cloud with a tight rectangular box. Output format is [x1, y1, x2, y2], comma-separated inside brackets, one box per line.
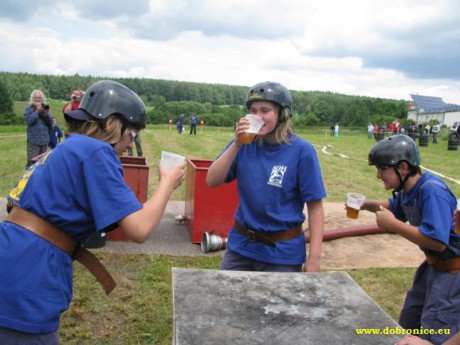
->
[1, 0, 460, 104]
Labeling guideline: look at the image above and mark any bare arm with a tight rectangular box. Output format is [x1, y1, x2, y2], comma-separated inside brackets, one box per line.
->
[304, 199, 324, 272]
[63, 101, 73, 113]
[206, 117, 249, 188]
[375, 206, 446, 252]
[206, 142, 241, 188]
[118, 161, 185, 243]
[361, 199, 390, 213]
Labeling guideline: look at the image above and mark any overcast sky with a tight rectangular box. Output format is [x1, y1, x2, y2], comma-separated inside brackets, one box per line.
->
[1, 0, 460, 103]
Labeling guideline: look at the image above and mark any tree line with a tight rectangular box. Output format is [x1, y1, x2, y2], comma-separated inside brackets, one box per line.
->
[0, 71, 410, 128]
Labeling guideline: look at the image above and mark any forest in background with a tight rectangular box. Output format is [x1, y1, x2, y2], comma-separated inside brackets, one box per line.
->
[0, 71, 410, 128]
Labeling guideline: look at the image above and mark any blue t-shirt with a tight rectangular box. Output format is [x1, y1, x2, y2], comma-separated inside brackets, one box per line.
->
[0, 134, 142, 333]
[49, 124, 63, 148]
[221, 136, 326, 265]
[389, 172, 459, 255]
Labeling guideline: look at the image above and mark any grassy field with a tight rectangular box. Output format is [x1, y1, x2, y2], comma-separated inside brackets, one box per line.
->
[0, 125, 458, 344]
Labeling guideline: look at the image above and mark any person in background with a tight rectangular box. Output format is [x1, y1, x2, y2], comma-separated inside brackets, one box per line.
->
[0, 80, 185, 344]
[431, 123, 440, 144]
[334, 123, 339, 137]
[177, 114, 185, 134]
[24, 89, 53, 168]
[206, 81, 326, 273]
[424, 123, 431, 136]
[62, 89, 84, 113]
[49, 117, 63, 149]
[189, 113, 198, 135]
[368, 123, 374, 139]
[127, 131, 143, 157]
[373, 123, 379, 140]
[363, 135, 459, 345]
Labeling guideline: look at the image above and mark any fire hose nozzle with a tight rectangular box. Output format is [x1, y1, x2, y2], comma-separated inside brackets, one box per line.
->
[201, 232, 227, 253]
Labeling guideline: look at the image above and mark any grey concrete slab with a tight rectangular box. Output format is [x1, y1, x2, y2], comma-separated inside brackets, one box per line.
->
[172, 269, 401, 345]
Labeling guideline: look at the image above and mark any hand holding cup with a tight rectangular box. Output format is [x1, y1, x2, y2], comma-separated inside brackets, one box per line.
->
[346, 193, 365, 219]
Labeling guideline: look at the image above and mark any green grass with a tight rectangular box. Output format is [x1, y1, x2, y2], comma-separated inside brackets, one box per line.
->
[0, 126, 458, 344]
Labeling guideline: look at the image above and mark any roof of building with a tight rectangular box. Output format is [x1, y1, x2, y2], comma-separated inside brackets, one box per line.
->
[410, 94, 460, 113]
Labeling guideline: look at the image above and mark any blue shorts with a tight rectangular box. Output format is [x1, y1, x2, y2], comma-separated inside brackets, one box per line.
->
[220, 249, 302, 272]
[0, 326, 58, 345]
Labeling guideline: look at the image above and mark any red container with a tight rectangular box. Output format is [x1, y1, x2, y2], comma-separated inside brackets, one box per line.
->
[106, 156, 149, 241]
[185, 158, 239, 244]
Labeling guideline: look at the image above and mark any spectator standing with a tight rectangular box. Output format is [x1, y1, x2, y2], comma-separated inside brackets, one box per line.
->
[367, 123, 374, 139]
[62, 89, 84, 114]
[176, 114, 184, 134]
[382, 122, 388, 134]
[373, 123, 379, 139]
[189, 113, 198, 135]
[334, 123, 339, 137]
[432, 123, 440, 144]
[127, 131, 143, 157]
[49, 117, 63, 149]
[24, 90, 53, 168]
[424, 123, 431, 135]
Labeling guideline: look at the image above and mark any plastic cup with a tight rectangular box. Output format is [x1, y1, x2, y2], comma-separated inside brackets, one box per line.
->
[455, 199, 460, 234]
[160, 151, 185, 170]
[346, 193, 366, 219]
[240, 114, 264, 144]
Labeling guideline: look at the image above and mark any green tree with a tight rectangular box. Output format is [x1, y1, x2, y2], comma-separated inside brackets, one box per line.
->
[0, 80, 13, 113]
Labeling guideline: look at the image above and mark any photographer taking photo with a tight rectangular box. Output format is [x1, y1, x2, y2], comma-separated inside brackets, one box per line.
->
[62, 89, 84, 113]
[24, 90, 53, 168]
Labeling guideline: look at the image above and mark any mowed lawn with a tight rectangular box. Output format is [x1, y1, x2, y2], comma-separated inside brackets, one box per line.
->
[0, 125, 458, 344]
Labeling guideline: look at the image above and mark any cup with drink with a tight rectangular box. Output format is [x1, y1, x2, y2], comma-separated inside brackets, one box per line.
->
[239, 114, 264, 144]
[346, 193, 366, 219]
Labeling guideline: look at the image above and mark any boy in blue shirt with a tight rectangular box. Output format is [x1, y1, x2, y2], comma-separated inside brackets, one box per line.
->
[363, 134, 459, 345]
[49, 116, 63, 149]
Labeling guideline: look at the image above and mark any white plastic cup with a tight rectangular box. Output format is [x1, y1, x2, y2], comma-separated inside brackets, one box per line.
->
[160, 151, 185, 170]
[240, 114, 264, 144]
[346, 193, 366, 219]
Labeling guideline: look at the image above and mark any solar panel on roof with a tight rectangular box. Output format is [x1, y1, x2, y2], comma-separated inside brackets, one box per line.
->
[410, 94, 460, 112]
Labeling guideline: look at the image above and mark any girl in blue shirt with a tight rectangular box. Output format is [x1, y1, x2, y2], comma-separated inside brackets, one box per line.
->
[206, 81, 326, 272]
[0, 80, 185, 344]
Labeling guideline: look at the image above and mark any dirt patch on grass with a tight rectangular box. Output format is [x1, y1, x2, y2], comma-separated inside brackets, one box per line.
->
[311, 202, 425, 270]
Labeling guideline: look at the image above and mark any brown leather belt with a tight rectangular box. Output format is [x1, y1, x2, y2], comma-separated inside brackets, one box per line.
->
[234, 221, 302, 248]
[5, 207, 116, 295]
[425, 253, 460, 275]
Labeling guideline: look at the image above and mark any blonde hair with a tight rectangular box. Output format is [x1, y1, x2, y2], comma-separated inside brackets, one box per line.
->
[65, 115, 125, 145]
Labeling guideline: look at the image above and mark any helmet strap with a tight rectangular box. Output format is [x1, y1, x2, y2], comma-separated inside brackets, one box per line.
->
[392, 163, 410, 197]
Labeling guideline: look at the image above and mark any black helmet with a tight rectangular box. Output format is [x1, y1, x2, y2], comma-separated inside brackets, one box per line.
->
[246, 82, 292, 110]
[368, 134, 421, 167]
[66, 80, 147, 129]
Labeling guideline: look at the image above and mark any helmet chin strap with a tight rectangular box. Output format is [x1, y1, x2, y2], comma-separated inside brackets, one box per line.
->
[392, 164, 410, 198]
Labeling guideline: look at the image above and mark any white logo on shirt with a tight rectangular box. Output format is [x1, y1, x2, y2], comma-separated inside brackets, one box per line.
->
[267, 166, 287, 188]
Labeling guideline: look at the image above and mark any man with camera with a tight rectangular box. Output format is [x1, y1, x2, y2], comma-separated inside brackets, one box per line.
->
[62, 89, 84, 113]
[24, 90, 53, 168]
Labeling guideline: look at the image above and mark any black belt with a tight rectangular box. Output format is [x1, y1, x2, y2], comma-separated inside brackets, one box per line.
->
[234, 221, 302, 248]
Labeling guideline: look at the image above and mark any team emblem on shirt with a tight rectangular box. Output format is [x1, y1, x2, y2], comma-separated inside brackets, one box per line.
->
[267, 166, 287, 188]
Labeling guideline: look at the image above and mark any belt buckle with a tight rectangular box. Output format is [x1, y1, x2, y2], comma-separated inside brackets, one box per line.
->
[246, 228, 256, 242]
